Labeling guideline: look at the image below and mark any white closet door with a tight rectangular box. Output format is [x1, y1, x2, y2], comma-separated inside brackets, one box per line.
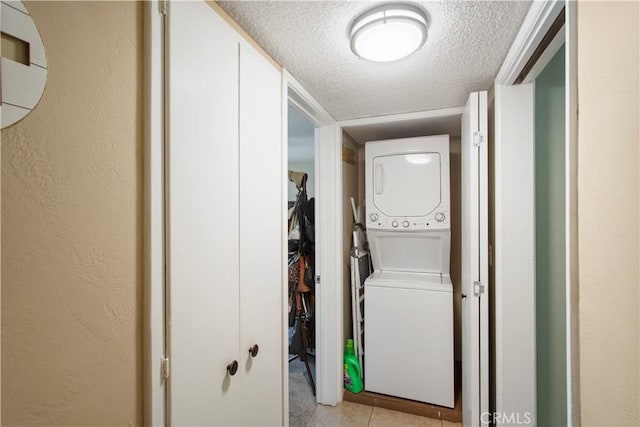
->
[461, 91, 489, 426]
[167, 1, 240, 425]
[238, 41, 283, 426]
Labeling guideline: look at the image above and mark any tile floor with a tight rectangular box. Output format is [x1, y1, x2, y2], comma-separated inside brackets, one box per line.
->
[303, 401, 462, 427]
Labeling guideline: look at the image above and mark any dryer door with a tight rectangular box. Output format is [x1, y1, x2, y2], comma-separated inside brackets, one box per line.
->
[372, 152, 441, 217]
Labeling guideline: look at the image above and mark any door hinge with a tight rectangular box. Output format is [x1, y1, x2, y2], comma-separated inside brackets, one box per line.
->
[473, 281, 485, 297]
[161, 356, 170, 380]
[473, 131, 484, 147]
[160, 0, 167, 16]
[315, 275, 321, 285]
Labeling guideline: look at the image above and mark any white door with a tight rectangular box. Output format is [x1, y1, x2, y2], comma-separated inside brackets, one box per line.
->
[167, 2, 241, 425]
[461, 91, 489, 426]
[238, 40, 283, 426]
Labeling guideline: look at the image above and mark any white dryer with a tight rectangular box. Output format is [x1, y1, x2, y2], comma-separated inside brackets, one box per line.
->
[364, 135, 454, 408]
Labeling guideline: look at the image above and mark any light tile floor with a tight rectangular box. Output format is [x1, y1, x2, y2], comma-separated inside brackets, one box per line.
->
[305, 401, 462, 427]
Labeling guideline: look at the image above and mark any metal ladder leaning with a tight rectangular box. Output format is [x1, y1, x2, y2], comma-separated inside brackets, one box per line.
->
[350, 250, 369, 370]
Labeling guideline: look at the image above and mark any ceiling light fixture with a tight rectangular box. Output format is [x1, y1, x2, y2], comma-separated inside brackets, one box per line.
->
[350, 4, 428, 63]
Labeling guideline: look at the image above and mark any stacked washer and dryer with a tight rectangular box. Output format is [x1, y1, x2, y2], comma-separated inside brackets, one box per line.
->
[364, 135, 454, 408]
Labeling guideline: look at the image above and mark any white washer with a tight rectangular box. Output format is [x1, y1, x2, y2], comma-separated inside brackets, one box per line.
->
[364, 135, 454, 408]
[365, 271, 453, 407]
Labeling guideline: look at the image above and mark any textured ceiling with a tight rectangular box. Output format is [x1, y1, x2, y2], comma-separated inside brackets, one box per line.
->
[344, 113, 463, 144]
[218, 1, 531, 121]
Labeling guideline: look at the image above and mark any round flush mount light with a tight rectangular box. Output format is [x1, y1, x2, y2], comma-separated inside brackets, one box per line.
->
[350, 3, 428, 63]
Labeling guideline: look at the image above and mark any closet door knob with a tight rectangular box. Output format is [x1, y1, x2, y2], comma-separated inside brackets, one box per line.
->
[227, 360, 239, 376]
[249, 344, 259, 358]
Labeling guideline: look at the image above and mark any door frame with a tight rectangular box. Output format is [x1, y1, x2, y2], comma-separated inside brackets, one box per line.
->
[282, 71, 343, 410]
[493, 0, 579, 424]
[493, 82, 537, 423]
[143, 1, 166, 426]
[322, 105, 467, 411]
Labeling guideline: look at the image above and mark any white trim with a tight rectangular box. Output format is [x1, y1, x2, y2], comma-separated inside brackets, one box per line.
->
[283, 71, 342, 406]
[143, 1, 166, 426]
[314, 124, 344, 406]
[479, 90, 490, 423]
[285, 70, 334, 126]
[565, 2, 580, 425]
[494, 2, 578, 423]
[338, 106, 464, 129]
[0, 45, 2, 418]
[520, 25, 566, 85]
[280, 72, 289, 426]
[493, 83, 536, 425]
[495, 0, 565, 85]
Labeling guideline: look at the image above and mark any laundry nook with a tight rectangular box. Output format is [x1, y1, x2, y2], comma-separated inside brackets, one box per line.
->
[338, 91, 487, 421]
[364, 136, 454, 408]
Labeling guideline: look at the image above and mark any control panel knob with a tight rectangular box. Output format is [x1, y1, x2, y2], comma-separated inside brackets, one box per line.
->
[402, 221, 410, 228]
[435, 212, 445, 222]
[391, 220, 399, 228]
[369, 213, 378, 222]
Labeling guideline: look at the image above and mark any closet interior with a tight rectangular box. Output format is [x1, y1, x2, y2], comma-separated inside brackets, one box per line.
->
[340, 112, 465, 420]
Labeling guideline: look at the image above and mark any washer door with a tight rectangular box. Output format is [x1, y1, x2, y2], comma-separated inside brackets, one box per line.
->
[372, 152, 441, 217]
[364, 284, 454, 407]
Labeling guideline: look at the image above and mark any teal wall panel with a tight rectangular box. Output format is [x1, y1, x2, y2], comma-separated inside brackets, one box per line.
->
[535, 44, 567, 426]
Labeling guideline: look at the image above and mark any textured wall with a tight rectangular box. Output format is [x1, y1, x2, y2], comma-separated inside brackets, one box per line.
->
[342, 134, 359, 342]
[578, 2, 639, 425]
[1, 1, 143, 425]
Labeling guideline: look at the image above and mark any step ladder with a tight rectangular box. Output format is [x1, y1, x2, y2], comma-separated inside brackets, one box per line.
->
[350, 250, 370, 370]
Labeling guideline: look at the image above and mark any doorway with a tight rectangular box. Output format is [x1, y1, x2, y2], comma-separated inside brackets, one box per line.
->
[535, 43, 567, 425]
[282, 73, 343, 413]
[287, 104, 319, 426]
[336, 99, 487, 422]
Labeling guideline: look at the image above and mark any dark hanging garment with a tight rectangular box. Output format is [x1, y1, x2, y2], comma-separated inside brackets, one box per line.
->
[287, 170, 317, 395]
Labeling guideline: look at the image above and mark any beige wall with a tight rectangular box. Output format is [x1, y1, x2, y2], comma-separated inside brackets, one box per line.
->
[578, 2, 639, 425]
[357, 145, 365, 205]
[342, 133, 360, 342]
[1, 2, 143, 425]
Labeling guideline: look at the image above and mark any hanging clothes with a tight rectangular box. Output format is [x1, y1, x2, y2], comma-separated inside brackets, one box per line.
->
[287, 169, 316, 395]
